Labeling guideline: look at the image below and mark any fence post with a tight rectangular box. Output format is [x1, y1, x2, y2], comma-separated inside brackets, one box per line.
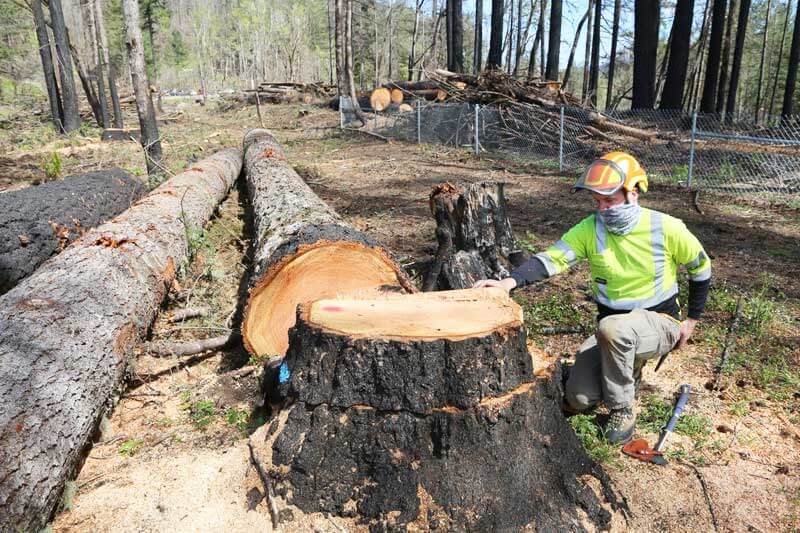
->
[339, 96, 344, 129]
[417, 103, 421, 144]
[688, 112, 697, 189]
[474, 103, 480, 155]
[559, 106, 565, 172]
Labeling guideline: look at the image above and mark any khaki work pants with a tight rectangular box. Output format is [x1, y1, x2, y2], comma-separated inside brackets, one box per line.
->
[565, 309, 681, 411]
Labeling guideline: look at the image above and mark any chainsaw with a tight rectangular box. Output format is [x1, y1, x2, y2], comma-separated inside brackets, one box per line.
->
[623, 383, 692, 465]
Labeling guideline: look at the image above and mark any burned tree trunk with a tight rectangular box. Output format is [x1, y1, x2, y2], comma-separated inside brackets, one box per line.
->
[424, 182, 527, 291]
[251, 288, 627, 531]
[240, 129, 414, 359]
[0, 168, 146, 294]
[0, 149, 242, 532]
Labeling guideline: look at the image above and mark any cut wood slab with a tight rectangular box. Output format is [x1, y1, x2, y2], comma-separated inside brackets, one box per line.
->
[251, 287, 629, 530]
[240, 129, 414, 358]
[0, 168, 147, 294]
[0, 148, 242, 532]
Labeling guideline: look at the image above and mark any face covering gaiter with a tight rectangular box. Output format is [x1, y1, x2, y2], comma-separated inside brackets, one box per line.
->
[598, 202, 641, 236]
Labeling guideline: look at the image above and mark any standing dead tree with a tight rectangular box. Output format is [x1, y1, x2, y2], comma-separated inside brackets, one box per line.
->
[0, 149, 242, 532]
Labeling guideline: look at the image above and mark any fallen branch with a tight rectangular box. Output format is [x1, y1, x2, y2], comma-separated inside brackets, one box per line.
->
[248, 441, 280, 529]
[167, 306, 210, 323]
[679, 460, 719, 532]
[145, 333, 238, 357]
[710, 296, 744, 390]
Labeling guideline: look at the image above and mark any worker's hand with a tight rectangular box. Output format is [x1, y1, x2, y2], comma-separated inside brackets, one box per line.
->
[473, 277, 517, 292]
[675, 318, 698, 350]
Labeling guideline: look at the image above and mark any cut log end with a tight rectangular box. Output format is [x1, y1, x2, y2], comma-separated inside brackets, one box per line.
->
[370, 87, 392, 112]
[390, 88, 404, 104]
[242, 242, 409, 357]
[304, 287, 521, 341]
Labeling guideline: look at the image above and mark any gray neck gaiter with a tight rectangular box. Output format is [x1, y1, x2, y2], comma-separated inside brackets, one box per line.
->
[598, 203, 641, 236]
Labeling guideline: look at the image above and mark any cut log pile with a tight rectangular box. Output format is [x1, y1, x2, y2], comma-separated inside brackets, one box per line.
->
[0, 168, 147, 294]
[250, 288, 628, 530]
[0, 149, 242, 532]
[244, 82, 336, 105]
[240, 129, 414, 358]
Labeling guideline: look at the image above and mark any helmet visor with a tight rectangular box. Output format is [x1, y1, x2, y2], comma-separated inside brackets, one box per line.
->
[572, 159, 626, 195]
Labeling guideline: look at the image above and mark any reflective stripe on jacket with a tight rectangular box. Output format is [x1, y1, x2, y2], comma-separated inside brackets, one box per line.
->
[533, 208, 711, 310]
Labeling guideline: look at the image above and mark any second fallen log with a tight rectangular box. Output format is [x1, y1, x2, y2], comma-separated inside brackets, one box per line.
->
[241, 129, 414, 358]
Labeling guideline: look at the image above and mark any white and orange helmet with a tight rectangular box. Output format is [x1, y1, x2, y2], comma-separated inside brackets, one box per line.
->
[572, 152, 649, 195]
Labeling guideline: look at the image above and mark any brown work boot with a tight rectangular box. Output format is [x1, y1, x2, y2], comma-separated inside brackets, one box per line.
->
[605, 406, 636, 444]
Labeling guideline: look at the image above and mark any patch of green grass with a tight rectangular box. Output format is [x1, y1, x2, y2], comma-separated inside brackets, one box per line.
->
[184, 399, 216, 430]
[728, 399, 750, 417]
[119, 438, 144, 457]
[515, 292, 589, 335]
[517, 231, 538, 254]
[41, 151, 62, 181]
[638, 395, 712, 443]
[225, 408, 250, 435]
[569, 414, 619, 465]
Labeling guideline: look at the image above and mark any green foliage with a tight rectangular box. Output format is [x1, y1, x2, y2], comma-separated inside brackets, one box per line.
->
[638, 395, 712, 442]
[41, 152, 62, 181]
[119, 438, 144, 457]
[569, 414, 618, 464]
[517, 231, 538, 254]
[225, 408, 250, 435]
[184, 399, 216, 429]
[515, 292, 589, 335]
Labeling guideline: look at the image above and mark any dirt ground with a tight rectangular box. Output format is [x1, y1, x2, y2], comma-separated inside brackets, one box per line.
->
[2, 98, 798, 532]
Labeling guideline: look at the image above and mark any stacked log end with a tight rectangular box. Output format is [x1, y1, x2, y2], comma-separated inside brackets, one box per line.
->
[241, 129, 415, 358]
[251, 288, 627, 531]
[0, 149, 242, 532]
[0, 168, 147, 294]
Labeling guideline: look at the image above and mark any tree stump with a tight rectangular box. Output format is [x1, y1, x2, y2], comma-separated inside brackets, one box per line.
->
[251, 288, 627, 531]
[424, 181, 529, 291]
[240, 129, 414, 359]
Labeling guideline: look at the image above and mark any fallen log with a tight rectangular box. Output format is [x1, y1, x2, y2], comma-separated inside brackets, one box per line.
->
[370, 87, 392, 111]
[145, 332, 238, 357]
[0, 148, 242, 531]
[240, 129, 414, 358]
[0, 168, 147, 294]
[251, 288, 628, 530]
[588, 112, 657, 142]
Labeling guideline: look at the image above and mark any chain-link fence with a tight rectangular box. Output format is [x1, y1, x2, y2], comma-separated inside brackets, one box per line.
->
[346, 98, 800, 196]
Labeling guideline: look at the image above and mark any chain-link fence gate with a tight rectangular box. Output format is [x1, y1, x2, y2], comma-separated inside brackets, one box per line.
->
[343, 98, 800, 196]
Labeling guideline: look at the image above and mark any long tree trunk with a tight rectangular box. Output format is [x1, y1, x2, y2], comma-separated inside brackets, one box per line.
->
[716, 0, 738, 113]
[562, 5, 592, 88]
[122, 0, 163, 178]
[782, 0, 800, 115]
[588, 0, 602, 106]
[686, 0, 712, 111]
[700, 0, 728, 112]
[240, 130, 413, 358]
[84, 0, 110, 128]
[582, 0, 593, 99]
[545, 0, 562, 80]
[345, 0, 366, 123]
[32, 0, 63, 132]
[0, 149, 242, 532]
[488, 0, 504, 69]
[654, 19, 675, 102]
[725, 0, 751, 116]
[605, 0, 622, 108]
[49, 0, 80, 132]
[754, 0, 772, 121]
[632, 0, 659, 108]
[660, 0, 695, 109]
[447, 0, 464, 72]
[95, 0, 123, 128]
[0, 169, 146, 294]
[475, 0, 484, 73]
[505, 0, 515, 73]
[70, 42, 103, 126]
[513, 0, 526, 75]
[770, 0, 792, 116]
[527, 0, 546, 79]
[539, 0, 546, 76]
[410, 0, 423, 79]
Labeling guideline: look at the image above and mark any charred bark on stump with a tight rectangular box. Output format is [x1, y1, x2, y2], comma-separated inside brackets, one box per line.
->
[0, 149, 242, 532]
[424, 181, 527, 291]
[0, 169, 146, 294]
[240, 129, 414, 358]
[252, 290, 628, 531]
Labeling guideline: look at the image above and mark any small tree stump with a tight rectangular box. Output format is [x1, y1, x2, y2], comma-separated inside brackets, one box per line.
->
[424, 181, 528, 291]
[251, 288, 627, 531]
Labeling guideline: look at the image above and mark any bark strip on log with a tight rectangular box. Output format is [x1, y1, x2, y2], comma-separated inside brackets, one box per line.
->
[425, 181, 528, 291]
[0, 148, 242, 532]
[240, 129, 414, 358]
[251, 288, 628, 531]
[0, 169, 146, 294]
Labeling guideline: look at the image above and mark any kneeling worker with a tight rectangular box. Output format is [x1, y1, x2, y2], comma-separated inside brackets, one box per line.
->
[475, 152, 711, 444]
